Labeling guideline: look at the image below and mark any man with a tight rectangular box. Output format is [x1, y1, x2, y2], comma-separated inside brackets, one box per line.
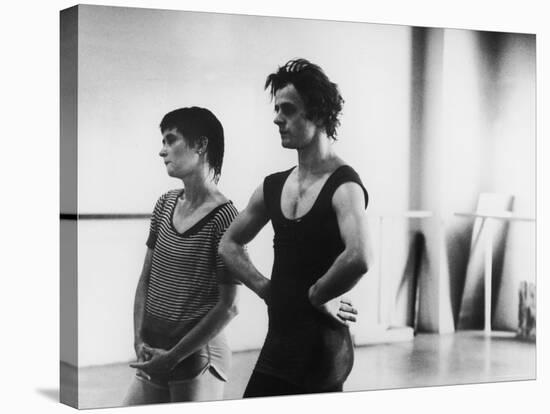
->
[219, 58, 370, 397]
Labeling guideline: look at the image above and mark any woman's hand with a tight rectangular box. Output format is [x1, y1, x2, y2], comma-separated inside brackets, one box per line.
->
[134, 340, 152, 362]
[129, 345, 177, 376]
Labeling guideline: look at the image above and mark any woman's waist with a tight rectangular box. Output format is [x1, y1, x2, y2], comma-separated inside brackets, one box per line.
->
[144, 299, 214, 329]
[142, 311, 216, 349]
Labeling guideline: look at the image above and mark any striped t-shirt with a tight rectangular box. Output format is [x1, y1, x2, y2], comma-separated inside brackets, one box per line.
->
[144, 189, 240, 331]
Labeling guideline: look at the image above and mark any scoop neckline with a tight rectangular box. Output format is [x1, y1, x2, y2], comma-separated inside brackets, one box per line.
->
[170, 190, 232, 237]
[278, 165, 348, 223]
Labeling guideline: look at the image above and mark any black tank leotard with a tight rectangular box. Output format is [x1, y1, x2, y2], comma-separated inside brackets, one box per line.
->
[254, 165, 368, 391]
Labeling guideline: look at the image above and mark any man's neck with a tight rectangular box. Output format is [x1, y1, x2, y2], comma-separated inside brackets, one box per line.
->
[296, 134, 337, 175]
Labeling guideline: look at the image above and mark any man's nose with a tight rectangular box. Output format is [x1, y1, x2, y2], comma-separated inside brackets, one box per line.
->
[159, 146, 167, 157]
[273, 112, 284, 126]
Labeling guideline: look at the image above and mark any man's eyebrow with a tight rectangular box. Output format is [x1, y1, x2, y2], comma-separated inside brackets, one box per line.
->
[275, 102, 295, 108]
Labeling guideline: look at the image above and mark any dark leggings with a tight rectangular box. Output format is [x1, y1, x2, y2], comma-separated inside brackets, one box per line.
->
[243, 370, 343, 398]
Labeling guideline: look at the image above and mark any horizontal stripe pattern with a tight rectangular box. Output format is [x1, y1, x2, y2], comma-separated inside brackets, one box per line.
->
[144, 189, 239, 324]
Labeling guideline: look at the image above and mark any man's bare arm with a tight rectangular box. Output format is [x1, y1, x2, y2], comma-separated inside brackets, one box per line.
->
[308, 182, 371, 313]
[219, 184, 271, 301]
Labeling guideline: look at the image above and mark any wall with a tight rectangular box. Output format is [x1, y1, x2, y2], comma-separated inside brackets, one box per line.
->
[483, 33, 536, 330]
[414, 29, 536, 332]
[74, 6, 413, 366]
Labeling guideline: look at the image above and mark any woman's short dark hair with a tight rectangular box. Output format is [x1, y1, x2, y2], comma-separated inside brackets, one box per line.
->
[265, 58, 344, 140]
[160, 107, 225, 183]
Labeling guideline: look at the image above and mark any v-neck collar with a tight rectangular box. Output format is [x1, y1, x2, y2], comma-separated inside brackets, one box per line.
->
[170, 190, 231, 237]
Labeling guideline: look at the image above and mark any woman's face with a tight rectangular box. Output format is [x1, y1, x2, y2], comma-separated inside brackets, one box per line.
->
[159, 127, 201, 179]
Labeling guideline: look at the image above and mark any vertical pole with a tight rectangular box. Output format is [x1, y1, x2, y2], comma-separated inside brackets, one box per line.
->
[438, 218, 445, 332]
[378, 216, 384, 326]
[484, 219, 493, 335]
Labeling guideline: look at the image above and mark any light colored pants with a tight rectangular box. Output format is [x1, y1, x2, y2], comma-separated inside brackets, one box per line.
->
[123, 365, 225, 405]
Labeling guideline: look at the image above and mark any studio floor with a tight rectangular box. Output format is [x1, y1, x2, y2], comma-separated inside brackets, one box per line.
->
[68, 331, 536, 409]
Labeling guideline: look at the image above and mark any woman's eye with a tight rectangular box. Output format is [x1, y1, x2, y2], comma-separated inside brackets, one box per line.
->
[164, 136, 176, 146]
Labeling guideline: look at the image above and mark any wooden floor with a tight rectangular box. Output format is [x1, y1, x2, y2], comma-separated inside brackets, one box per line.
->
[68, 331, 536, 409]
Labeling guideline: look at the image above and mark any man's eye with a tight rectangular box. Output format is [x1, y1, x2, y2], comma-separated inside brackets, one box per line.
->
[282, 107, 295, 116]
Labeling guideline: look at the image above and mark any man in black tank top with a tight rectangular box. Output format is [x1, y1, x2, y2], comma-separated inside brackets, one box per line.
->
[220, 59, 371, 397]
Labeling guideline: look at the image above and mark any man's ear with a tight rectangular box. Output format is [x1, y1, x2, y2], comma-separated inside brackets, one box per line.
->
[197, 136, 209, 154]
[314, 117, 326, 130]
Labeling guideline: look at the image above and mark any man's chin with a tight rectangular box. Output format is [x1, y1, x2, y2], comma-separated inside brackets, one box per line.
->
[280, 138, 295, 149]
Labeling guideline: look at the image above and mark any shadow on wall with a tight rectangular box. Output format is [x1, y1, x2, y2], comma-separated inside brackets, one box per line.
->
[394, 231, 425, 330]
[457, 196, 514, 330]
[446, 221, 473, 328]
[399, 212, 513, 334]
[477, 31, 506, 124]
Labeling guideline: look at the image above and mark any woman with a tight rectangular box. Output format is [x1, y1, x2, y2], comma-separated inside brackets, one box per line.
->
[123, 107, 240, 404]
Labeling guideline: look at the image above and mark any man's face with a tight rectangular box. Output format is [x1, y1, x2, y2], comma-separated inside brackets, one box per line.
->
[273, 84, 322, 149]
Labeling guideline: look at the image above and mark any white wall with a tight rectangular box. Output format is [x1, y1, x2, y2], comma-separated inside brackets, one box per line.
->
[486, 34, 536, 329]
[415, 29, 536, 332]
[75, 5, 413, 366]
[417, 28, 487, 333]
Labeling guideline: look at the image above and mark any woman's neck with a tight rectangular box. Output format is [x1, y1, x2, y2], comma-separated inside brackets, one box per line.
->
[179, 167, 218, 208]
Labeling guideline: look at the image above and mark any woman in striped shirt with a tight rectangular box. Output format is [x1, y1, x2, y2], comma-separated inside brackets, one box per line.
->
[123, 107, 240, 404]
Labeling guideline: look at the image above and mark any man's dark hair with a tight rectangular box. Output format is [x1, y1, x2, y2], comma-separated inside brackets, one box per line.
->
[160, 107, 225, 183]
[265, 58, 344, 140]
